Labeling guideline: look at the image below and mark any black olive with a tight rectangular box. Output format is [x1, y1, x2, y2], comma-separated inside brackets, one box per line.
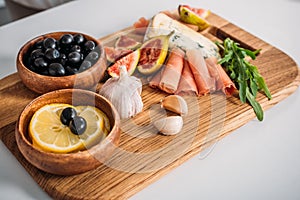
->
[86, 51, 99, 62]
[60, 34, 74, 47]
[74, 34, 85, 45]
[33, 57, 48, 70]
[45, 48, 60, 61]
[48, 63, 65, 76]
[69, 116, 87, 135]
[68, 51, 81, 64]
[64, 66, 78, 75]
[84, 40, 95, 53]
[34, 40, 44, 49]
[79, 60, 92, 72]
[43, 37, 56, 49]
[30, 49, 44, 60]
[60, 107, 77, 125]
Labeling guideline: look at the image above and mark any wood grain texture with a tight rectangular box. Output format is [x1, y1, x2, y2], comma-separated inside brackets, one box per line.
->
[0, 12, 299, 200]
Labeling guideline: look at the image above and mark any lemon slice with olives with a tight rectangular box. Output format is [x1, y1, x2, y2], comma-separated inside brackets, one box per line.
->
[29, 103, 110, 153]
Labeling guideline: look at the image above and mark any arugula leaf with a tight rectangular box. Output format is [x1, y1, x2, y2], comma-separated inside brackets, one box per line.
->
[250, 78, 258, 98]
[241, 48, 261, 60]
[246, 87, 264, 121]
[219, 50, 233, 64]
[216, 38, 272, 121]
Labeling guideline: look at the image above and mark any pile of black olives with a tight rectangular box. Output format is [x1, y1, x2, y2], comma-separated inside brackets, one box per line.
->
[25, 33, 101, 76]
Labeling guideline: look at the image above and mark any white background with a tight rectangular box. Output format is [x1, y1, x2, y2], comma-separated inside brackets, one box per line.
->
[0, 0, 299, 199]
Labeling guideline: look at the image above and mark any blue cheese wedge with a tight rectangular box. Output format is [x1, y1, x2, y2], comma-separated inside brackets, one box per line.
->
[144, 13, 219, 58]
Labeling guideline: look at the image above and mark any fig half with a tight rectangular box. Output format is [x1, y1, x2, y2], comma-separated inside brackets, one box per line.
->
[137, 31, 173, 75]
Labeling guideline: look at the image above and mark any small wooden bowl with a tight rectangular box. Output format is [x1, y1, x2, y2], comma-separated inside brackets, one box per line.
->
[17, 31, 107, 94]
[15, 89, 121, 175]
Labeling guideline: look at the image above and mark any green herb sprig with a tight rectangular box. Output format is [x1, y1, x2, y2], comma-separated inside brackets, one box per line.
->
[216, 38, 272, 121]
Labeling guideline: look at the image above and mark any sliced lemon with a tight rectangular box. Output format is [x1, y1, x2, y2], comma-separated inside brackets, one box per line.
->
[29, 103, 110, 153]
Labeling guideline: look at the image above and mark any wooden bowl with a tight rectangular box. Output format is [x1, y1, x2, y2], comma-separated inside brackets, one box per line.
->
[16, 31, 107, 94]
[15, 89, 121, 175]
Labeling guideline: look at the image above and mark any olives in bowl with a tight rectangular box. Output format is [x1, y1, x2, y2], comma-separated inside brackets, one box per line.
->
[17, 31, 107, 94]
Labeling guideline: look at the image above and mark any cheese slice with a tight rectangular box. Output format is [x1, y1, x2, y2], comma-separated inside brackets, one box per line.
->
[144, 13, 219, 59]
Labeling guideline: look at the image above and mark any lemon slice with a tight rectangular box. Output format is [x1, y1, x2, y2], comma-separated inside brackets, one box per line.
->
[29, 103, 110, 153]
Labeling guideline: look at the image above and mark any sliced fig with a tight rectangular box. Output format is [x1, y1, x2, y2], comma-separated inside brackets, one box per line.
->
[104, 46, 133, 63]
[137, 32, 173, 75]
[107, 49, 140, 77]
[115, 35, 141, 50]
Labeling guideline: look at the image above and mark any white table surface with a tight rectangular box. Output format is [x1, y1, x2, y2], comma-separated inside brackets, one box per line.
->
[0, 0, 300, 199]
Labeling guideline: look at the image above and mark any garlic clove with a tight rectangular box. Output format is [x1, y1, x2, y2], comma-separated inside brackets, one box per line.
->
[161, 95, 188, 116]
[153, 116, 183, 135]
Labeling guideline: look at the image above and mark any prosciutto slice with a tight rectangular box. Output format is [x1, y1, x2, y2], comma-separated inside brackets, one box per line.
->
[149, 66, 165, 89]
[159, 47, 185, 94]
[186, 49, 216, 95]
[176, 59, 198, 96]
[205, 57, 236, 95]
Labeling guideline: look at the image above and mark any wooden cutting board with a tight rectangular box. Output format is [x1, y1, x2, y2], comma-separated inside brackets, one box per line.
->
[0, 12, 299, 200]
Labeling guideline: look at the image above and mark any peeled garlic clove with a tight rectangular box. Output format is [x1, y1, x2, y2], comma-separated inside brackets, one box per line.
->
[153, 116, 183, 135]
[161, 95, 188, 116]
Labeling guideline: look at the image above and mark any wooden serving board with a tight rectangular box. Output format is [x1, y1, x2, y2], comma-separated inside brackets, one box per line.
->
[0, 12, 300, 200]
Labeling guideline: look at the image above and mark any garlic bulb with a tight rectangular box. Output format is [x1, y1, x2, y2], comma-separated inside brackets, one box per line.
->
[99, 66, 143, 119]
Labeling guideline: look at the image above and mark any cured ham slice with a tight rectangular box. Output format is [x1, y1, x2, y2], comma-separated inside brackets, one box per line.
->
[149, 66, 165, 89]
[176, 59, 198, 96]
[186, 49, 216, 95]
[205, 57, 237, 95]
[133, 17, 150, 35]
[159, 47, 185, 94]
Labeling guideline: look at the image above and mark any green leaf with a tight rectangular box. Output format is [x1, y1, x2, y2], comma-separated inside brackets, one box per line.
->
[246, 88, 264, 121]
[241, 48, 260, 60]
[218, 50, 233, 64]
[250, 78, 258, 98]
[256, 76, 272, 100]
[238, 75, 247, 103]
[230, 70, 236, 79]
